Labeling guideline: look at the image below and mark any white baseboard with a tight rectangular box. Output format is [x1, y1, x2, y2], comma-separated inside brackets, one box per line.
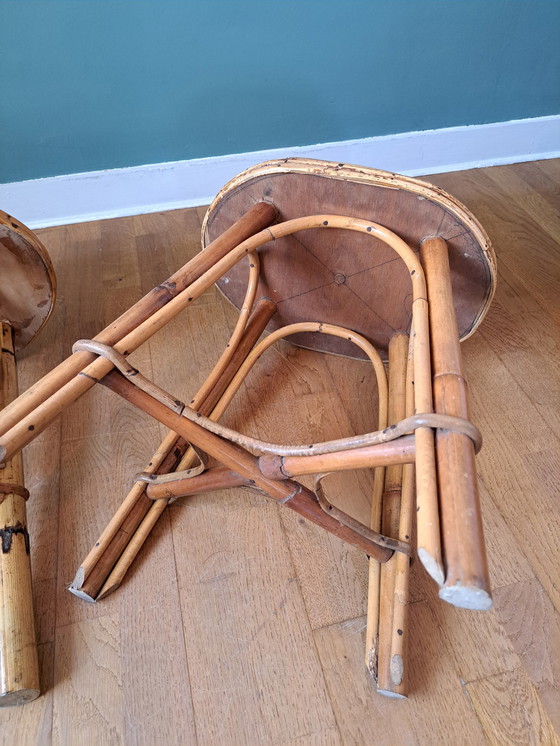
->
[1, 114, 558, 229]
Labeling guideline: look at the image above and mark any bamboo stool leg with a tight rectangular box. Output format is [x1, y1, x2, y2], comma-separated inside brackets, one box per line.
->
[376, 333, 408, 697]
[420, 237, 491, 610]
[0, 323, 40, 706]
[386, 333, 415, 697]
[364, 339, 389, 675]
[365, 467, 384, 676]
[413, 300, 444, 586]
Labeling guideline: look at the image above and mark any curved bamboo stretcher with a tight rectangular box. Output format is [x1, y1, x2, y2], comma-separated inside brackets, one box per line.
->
[1, 158, 496, 701]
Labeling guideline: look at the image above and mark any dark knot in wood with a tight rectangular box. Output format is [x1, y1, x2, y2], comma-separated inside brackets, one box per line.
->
[1, 523, 31, 554]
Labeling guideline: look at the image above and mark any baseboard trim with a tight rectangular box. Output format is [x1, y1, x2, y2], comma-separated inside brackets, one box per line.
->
[1, 114, 558, 229]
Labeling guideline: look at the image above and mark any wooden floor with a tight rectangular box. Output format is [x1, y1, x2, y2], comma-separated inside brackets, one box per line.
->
[1, 159, 559, 745]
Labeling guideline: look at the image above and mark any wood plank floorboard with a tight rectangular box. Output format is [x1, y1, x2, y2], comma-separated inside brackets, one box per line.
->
[0, 159, 558, 744]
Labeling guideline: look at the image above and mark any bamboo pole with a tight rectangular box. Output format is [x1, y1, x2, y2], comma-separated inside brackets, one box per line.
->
[0, 323, 40, 706]
[144, 467, 250, 500]
[364, 326, 390, 678]
[386, 333, 415, 697]
[0, 202, 277, 449]
[376, 333, 408, 697]
[365, 460, 386, 676]
[258, 438, 415, 478]
[420, 237, 491, 610]
[69, 297, 277, 601]
[413, 303, 444, 585]
[192, 252, 260, 408]
[364, 333, 388, 676]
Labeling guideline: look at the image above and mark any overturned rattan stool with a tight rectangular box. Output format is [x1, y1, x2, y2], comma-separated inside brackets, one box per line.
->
[1, 159, 496, 700]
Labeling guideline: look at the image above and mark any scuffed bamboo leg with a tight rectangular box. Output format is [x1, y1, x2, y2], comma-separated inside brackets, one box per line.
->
[420, 237, 491, 610]
[365, 466, 384, 676]
[413, 303, 444, 585]
[420, 238, 492, 609]
[376, 333, 408, 697]
[0, 323, 40, 706]
[69, 298, 276, 601]
[364, 330, 390, 676]
[386, 333, 415, 697]
[363, 327, 389, 676]
[96, 503, 168, 600]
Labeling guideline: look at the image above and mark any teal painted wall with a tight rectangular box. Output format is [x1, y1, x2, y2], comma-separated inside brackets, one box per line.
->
[2, 0, 559, 183]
